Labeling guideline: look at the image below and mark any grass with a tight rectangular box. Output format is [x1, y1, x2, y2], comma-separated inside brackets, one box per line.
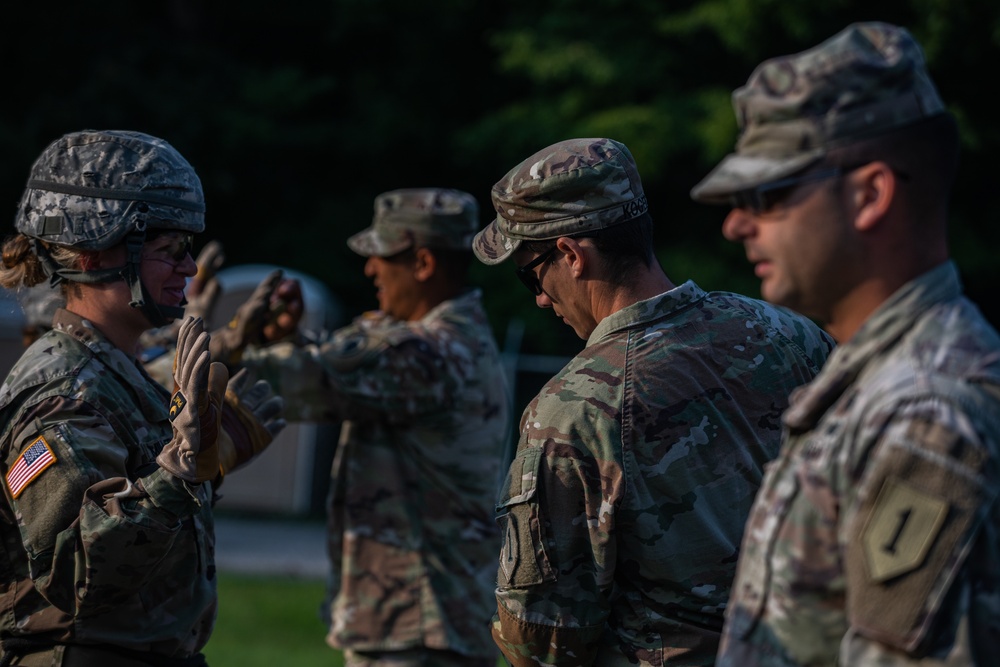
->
[205, 573, 506, 667]
[204, 573, 341, 667]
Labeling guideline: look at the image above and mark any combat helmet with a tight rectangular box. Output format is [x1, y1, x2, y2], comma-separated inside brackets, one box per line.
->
[14, 129, 206, 326]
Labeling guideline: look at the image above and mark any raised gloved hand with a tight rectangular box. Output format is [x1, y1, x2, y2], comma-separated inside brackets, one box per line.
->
[209, 269, 283, 365]
[262, 277, 304, 343]
[184, 240, 226, 322]
[217, 369, 286, 476]
[156, 317, 230, 484]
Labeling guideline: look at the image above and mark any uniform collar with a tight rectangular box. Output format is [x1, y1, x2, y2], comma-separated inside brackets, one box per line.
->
[783, 261, 961, 431]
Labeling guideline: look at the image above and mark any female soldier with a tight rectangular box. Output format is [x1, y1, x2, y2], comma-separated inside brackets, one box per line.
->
[0, 130, 282, 667]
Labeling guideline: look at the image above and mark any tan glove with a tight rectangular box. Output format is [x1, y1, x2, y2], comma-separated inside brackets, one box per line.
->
[157, 317, 230, 484]
[184, 240, 226, 321]
[217, 369, 286, 476]
[209, 269, 283, 365]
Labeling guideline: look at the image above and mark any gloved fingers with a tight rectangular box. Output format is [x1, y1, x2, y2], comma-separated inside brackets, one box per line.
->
[186, 279, 221, 318]
[254, 269, 284, 300]
[226, 367, 251, 396]
[200, 279, 221, 304]
[241, 379, 277, 409]
[174, 317, 209, 388]
[265, 417, 287, 438]
[175, 316, 203, 363]
[252, 394, 284, 424]
[222, 270, 285, 352]
[207, 361, 230, 404]
[177, 333, 212, 391]
[263, 278, 304, 342]
[240, 270, 284, 320]
[195, 240, 226, 275]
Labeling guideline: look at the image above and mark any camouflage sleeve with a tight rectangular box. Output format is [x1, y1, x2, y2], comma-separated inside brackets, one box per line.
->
[743, 299, 836, 371]
[492, 395, 617, 665]
[839, 386, 1000, 662]
[4, 396, 203, 618]
[239, 317, 453, 424]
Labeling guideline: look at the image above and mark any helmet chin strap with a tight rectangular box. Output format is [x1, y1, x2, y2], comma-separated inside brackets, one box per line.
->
[121, 229, 183, 328]
[31, 223, 186, 329]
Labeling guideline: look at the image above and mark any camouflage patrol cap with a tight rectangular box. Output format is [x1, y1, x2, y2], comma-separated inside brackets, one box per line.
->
[473, 138, 647, 265]
[15, 130, 205, 250]
[347, 188, 479, 257]
[691, 22, 946, 203]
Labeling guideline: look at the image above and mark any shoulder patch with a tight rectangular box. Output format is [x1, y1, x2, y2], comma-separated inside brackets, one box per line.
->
[327, 331, 388, 373]
[327, 326, 421, 374]
[6, 436, 58, 499]
[846, 412, 990, 651]
[861, 477, 948, 582]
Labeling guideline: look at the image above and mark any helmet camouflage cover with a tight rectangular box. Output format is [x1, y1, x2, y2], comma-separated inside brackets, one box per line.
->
[15, 129, 205, 250]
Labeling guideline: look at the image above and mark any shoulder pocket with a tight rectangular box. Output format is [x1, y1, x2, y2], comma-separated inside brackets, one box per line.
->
[495, 447, 556, 589]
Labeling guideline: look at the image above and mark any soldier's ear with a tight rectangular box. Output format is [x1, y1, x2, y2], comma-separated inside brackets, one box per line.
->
[413, 247, 436, 282]
[850, 161, 895, 233]
[555, 236, 588, 279]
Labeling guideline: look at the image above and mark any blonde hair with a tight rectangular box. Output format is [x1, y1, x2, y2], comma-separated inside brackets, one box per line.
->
[0, 234, 85, 293]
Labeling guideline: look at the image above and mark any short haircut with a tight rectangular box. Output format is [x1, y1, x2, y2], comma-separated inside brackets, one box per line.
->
[828, 113, 960, 214]
[425, 246, 473, 283]
[522, 212, 656, 285]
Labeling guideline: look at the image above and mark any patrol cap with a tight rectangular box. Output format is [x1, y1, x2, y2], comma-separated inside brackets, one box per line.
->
[691, 22, 946, 203]
[473, 138, 647, 265]
[347, 188, 479, 257]
[15, 130, 206, 250]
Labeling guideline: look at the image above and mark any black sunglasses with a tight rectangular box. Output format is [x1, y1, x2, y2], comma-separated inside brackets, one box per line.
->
[515, 245, 559, 295]
[145, 232, 194, 264]
[728, 162, 909, 215]
[729, 167, 845, 215]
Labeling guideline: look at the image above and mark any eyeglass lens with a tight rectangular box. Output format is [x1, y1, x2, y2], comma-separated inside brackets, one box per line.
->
[516, 246, 558, 295]
[145, 232, 193, 264]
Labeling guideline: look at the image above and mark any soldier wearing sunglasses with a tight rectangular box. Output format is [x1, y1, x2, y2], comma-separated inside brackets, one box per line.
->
[692, 22, 1000, 667]
[0, 130, 285, 666]
[473, 137, 833, 666]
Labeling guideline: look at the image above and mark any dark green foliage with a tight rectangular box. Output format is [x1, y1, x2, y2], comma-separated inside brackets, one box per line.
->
[2, 1, 997, 355]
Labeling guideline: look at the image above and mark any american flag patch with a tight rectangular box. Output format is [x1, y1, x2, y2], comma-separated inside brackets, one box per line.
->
[6, 436, 57, 499]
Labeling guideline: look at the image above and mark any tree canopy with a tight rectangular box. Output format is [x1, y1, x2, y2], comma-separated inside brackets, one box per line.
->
[2, 1, 997, 357]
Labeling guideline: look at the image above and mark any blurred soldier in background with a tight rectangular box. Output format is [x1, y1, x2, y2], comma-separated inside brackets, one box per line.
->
[692, 22, 1000, 666]
[235, 188, 511, 667]
[16, 282, 62, 349]
[474, 137, 834, 666]
[0, 130, 285, 666]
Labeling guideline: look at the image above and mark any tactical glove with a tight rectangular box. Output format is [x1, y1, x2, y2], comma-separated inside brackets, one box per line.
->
[184, 240, 226, 321]
[157, 317, 230, 484]
[217, 369, 286, 476]
[262, 277, 304, 343]
[209, 269, 283, 365]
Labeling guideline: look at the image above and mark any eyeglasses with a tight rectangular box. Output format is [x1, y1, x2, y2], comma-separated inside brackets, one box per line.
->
[515, 245, 558, 295]
[143, 232, 194, 266]
[729, 167, 846, 215]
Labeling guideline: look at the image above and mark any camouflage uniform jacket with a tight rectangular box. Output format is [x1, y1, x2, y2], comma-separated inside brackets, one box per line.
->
[240, 289, 510, 658]
[0, 309, 216, 657]
[493, 281, 834, 667]
[717, 261, 1000, 666]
